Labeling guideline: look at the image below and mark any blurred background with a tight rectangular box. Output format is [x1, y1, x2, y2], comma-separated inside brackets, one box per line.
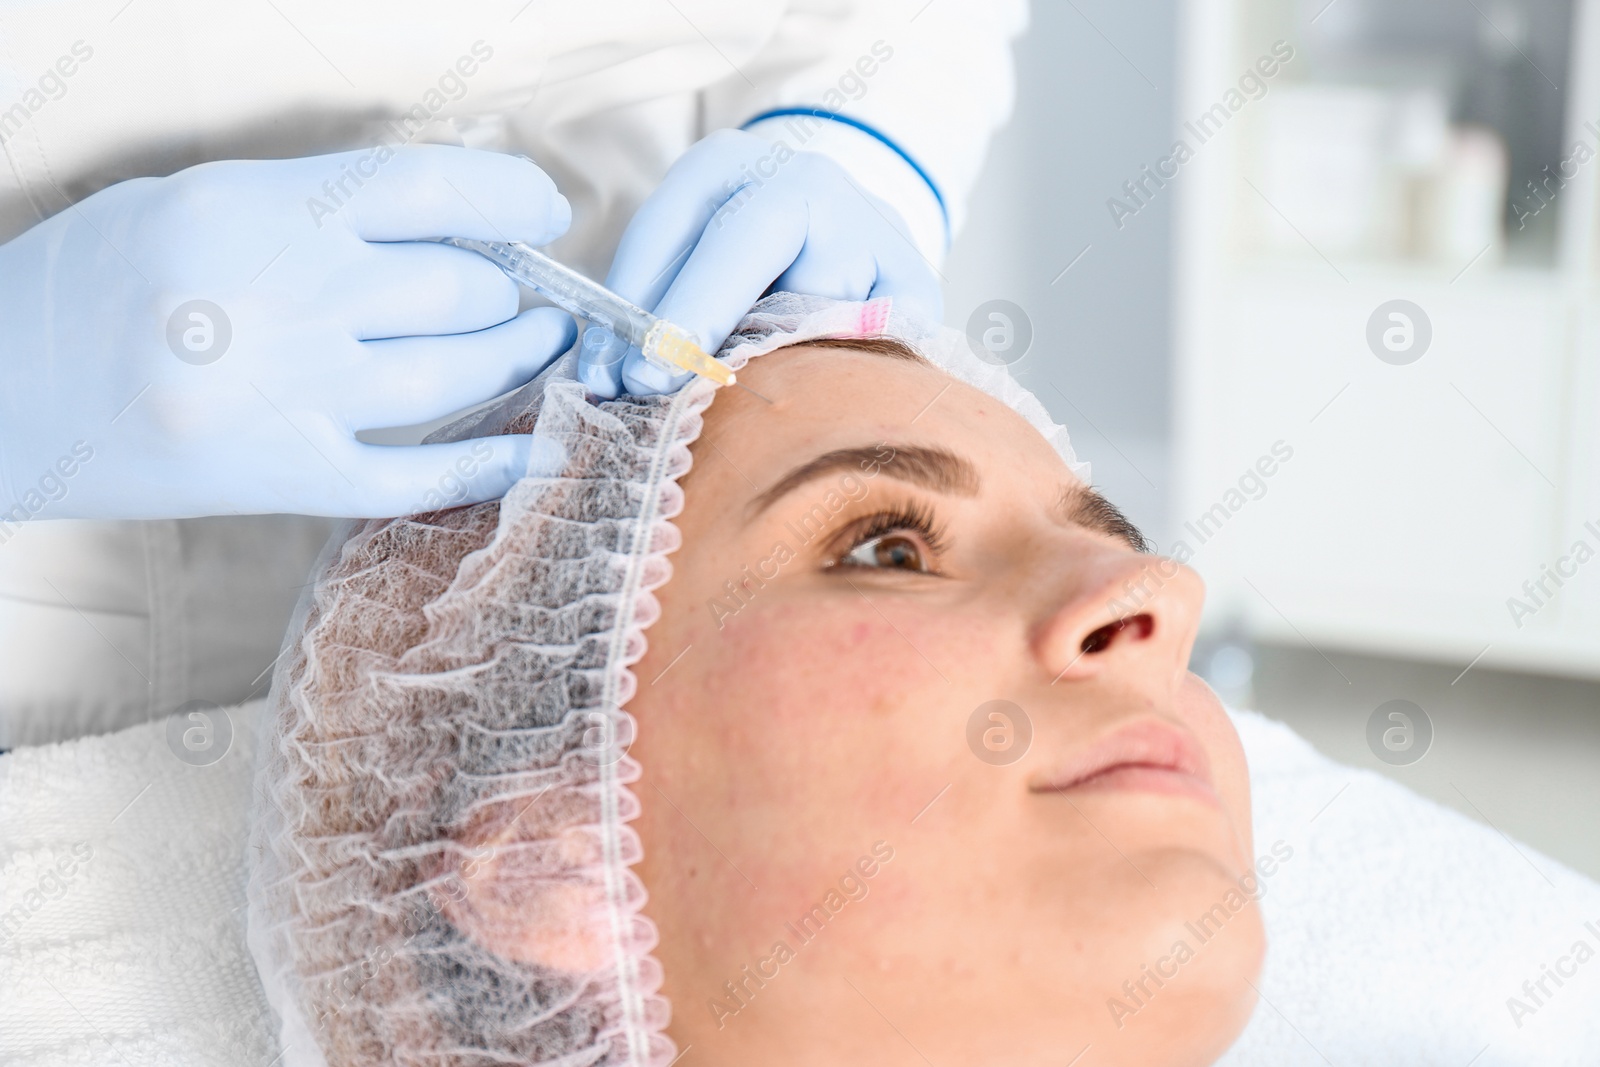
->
[944, 0, 1600, 878]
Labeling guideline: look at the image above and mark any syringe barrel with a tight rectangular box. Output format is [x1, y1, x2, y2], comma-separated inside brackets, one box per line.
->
[436, 236, 730, 385]
[438, 238, 655, 350]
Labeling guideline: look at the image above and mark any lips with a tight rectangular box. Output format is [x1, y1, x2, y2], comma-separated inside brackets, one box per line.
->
[1029, 718, 1219, 806]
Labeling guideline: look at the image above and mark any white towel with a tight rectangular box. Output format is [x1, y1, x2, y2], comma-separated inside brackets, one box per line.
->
[0, 700, 276, 1067]
[2, 703, 1595, 1065]
[1220, 709, 1600, 1066]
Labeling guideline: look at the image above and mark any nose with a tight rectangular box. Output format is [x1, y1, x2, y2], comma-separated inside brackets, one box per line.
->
[1031, 544, 1204, 685]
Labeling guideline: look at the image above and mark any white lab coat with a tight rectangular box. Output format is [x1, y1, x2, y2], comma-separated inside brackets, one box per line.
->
[0, 0, 1026, 743]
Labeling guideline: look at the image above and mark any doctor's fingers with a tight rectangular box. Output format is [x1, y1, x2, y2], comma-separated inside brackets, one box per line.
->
[575, 324, 630, 399]
[613, 184, 814, 395]
[602, 129, 774, 309]
[860, 230, 944, 321]
[771, 234, 944, 323]
[338, 433, 568, 517]
[617, 187, 938, 396]
[643, 180, 814, 362]
[331, 144, 572, 246]
[771, 186, 943, 321]
[335, 240, 522, 340]
[344, 306, 576, 429]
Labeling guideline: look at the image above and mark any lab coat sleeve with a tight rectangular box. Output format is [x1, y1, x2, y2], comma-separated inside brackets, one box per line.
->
[699, 0, 1029, 266]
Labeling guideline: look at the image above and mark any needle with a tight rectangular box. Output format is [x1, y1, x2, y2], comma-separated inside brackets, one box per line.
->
[735, 381, 774, 405]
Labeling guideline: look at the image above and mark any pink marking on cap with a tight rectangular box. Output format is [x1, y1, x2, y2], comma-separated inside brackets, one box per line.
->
[855, 298, 892, 336]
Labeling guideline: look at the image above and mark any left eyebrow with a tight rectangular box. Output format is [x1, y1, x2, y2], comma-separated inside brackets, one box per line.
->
[1056, 483, 1151, 552]
[745, 443, 980, 521]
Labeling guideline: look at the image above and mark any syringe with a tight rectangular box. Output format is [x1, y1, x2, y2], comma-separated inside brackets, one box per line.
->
[432, 237, 738, 389]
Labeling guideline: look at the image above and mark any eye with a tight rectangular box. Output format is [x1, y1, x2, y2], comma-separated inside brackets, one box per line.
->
[828, 502, 947, 574]
[842, 532, 931, 572]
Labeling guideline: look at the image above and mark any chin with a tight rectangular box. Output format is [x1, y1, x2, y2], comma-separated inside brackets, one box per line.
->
[1065, 848, 1266, 1054]
[1095, 907, 1265, 1067]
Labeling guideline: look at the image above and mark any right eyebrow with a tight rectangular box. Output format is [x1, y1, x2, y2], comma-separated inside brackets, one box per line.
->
[744, 443, 980, 521]
[1056, 483, 1151, 553]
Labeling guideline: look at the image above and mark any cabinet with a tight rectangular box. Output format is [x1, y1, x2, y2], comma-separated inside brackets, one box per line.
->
[1173, 0, 1600, 677]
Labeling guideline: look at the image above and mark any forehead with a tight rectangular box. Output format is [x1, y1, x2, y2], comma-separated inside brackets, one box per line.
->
[698, 344, 1072, 483]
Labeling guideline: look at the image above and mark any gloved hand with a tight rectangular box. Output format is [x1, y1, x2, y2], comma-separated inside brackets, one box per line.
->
[0, 145, 575, 520]
[578, 127, 943, 397]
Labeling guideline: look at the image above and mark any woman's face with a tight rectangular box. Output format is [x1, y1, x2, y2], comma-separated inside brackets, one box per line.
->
[627, 343, 1263, 1066]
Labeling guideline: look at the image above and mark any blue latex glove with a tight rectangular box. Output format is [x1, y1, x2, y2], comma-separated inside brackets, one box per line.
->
[0, 145, 575, 519]
[578, 128, 943, 397]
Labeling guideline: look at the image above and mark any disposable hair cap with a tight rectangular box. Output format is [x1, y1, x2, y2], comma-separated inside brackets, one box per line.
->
[246, 293, 1088, 1067]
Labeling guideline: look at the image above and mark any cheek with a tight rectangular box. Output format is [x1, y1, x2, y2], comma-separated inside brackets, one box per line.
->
[689, 589, 996, 821]
[700, 593, 1014, 863]
[710, 597, 937, 742]
[693, 601, 951, 904]
[636, 580, 1013, 917]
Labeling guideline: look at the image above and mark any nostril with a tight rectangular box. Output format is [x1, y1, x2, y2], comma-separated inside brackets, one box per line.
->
[1080, 614, 1155, 655]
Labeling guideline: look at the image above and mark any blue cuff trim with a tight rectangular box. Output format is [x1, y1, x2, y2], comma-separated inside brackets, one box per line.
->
[740, 108, 949, 246]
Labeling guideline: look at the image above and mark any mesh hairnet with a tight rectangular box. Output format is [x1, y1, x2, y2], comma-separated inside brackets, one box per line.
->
[245, 292, 1088, 1067]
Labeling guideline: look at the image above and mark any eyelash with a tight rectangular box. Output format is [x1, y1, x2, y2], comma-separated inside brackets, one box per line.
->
[831, 500, 949, 570]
